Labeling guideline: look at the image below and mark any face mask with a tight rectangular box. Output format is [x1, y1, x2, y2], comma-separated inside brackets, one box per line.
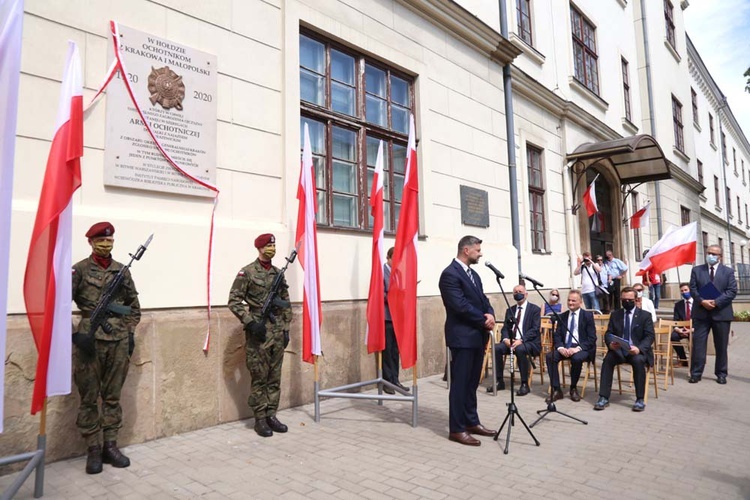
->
[706, 255, 719, 266]
[621, 299, 635, 311]
[682, 292, 691, 300]
[92, 241, 113, 257]
[636, 291, 643, 298]
[550, 295, 559, 303]
[262, 247, 276, 260]
[513, 292, 525, 302]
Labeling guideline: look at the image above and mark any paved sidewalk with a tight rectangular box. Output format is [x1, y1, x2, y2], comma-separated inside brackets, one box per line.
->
[2, 328, 750, 499]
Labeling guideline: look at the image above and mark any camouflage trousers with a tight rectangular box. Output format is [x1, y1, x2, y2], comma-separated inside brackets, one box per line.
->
[245, 331, 285, 419]
[73, 338, 130, 447]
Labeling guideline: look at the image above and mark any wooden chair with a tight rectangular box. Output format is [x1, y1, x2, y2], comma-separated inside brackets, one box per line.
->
[652, 325, 674, 390]
[658, 319, 692, 371]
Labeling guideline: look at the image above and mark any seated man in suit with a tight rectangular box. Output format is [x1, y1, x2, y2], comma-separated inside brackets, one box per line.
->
[486, 284, 541, 396]
[671, 282, 692, 366]
[545, 290, 596, 403]
[595, 287, 654, 412]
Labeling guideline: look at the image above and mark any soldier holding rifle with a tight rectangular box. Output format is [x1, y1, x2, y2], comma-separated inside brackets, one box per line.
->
[228, 234, 294, 438]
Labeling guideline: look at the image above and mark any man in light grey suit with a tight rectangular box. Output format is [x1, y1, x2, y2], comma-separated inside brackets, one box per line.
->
[689, 244, 737, 384]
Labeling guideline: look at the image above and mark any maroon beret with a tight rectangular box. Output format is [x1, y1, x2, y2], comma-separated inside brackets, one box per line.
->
[85, 222, 115, 239]
[254, 233, 275, 249]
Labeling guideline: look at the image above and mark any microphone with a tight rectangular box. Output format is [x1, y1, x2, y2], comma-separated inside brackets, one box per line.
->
[484, 261, 505, 279]
[520, 272, 544, 288]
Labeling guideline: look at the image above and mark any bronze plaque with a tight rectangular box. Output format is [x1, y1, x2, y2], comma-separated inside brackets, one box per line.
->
[460, 185, 489, 227]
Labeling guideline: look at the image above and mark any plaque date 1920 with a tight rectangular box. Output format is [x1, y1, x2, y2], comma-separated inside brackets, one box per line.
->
[193, 91, 213, 102]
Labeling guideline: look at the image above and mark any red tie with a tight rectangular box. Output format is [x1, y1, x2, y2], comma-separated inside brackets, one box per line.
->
[686, 301, 691, 320]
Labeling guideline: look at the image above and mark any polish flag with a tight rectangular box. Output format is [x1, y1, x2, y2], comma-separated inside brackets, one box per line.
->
[387, 115, 418, 369]
[639, 222, 697, 275]
[23, 42, 83, 414]
[582, 175, 598, 217]
[630, 202, 651, 229]
[0, 0, 24, 431]
[296, 123, 322, 364]
[365, 141, 385, 354]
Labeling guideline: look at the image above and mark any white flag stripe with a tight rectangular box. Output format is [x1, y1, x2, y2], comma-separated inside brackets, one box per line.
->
[302, 124, 321, 356]
[640, 222, 697, 270]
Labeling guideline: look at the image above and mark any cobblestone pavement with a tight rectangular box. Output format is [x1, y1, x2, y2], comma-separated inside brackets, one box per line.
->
[2, 326, 750, 499]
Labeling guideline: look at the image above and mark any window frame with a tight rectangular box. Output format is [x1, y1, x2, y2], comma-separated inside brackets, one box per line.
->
[621, 58, 632, 122]
[714, 175, 721, 208]
[680, 206, 691, 226]
[526, 143, 547, 253]
[702, 231, 709, 258]
[516, 0, 533, 46]
[697, 159, 703, 185]
[672, 94, 684, 153]
[691, 88, 699, 126]
[709, 113, 715, 145]
[664, 0, 676, 50]
[570, 6, 600, 95]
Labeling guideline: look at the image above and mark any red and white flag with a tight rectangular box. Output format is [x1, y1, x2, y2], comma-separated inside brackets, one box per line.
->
[23, 41, 83, 415]
[639, 222, 697, 275]
[296, 123, 322, 364]
[365, 141, 385, 354]
[630, 201, 651, 229]
[582, 175, 599, 217]
[0, 0, 24, 431]
[387, 115, 418, 369]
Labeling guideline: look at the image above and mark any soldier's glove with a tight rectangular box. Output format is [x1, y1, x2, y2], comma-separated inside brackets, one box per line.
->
[283, 330, 290, 348]
[128, 332, 135, 357]
[244, 321, 267, 342]
[72, 333, 96, 358]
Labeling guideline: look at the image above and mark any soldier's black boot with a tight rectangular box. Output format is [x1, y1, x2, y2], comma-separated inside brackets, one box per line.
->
[266, 416, 288, 433]
[254, 418, 273, 437]
[85, 445, 103, 474]
[102, 441, 131, 468]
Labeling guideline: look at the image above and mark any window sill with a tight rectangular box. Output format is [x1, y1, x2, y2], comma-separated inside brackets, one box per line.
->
[622, 118, 639, 134]
[715, 206, 723, 212]
[569, 76, 609, 112]
[693, 121, 701, 133]
[673, 147, 690, 163]
[734, 171, 740, 178]
[710, 142, 717, 151]
[510, 33, 545, 66]
[664, 39, 681, 63]
[699, 194, 707, 202]
[616, 0, 627, 8]
[532, 249, 553, 255]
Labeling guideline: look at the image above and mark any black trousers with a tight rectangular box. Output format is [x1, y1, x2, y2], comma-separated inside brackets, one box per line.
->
[670, 330, 687, 360]
[448, 347, 484, 433]
[494, 342, 539, 384]
[383, 320, 400, 384]
[691, 319, 730, 378]
[610, 278, 622, 309]
[599, 349, 649, 399]
[546, 348, 594, 390]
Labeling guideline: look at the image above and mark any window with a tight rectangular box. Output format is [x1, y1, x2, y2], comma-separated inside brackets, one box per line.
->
[621, 58, 632, 122]
[731, 242, 735, 263]
[299, 32, 413, 231]
[632, 193, 641, 258]
[709, 113, 715, 144]
[738, 196, 742, 224]
[691, 88, 698, 125]
[733, 148, 738, 174]
[746, 204, 749, 227]
[727, 187, 732, 216]
[714, 176, 720, 208]
[744, 160, 747, 185]
[672, 95, 684, 153]
[681, 206, 691, 225]
[571, 6, 599, 94]
[702, 231, 709, 257]
[664, 0, 676, 50]
[527, 145, 547, 252]
[697, 159, 703, 184]
[517, 0, 533, 45]
[719, 237, 724, 255]
[722, 132, 727, 163]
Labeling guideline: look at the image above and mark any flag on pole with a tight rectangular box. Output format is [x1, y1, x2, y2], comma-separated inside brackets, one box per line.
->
[630, 201, 651, 229]
[365, 141, 385, 354]
[639, 222, 697, 275]
[296, 123, 322, 364]
[582, 175, 599, 217]
[387, 115, 418, 369]
[23, 41, 83, 415]
[0, 0, 24, 432]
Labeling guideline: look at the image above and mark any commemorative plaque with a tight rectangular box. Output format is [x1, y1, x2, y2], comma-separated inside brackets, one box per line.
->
[460, 185, 490, 227]
[104, 25, 217, 197]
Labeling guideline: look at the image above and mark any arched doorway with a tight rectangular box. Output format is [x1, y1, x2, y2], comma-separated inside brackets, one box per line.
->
[587, 167, 614, 258]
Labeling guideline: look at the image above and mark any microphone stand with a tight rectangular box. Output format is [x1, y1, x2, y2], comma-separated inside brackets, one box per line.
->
[489, 275, 540, 454]
[527, 282, 587, 428]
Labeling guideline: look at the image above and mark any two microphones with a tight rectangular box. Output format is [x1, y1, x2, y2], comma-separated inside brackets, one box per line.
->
[483, 261, 544, 288]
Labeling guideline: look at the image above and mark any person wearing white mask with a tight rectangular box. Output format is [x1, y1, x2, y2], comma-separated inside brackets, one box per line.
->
[633, 283, 656, 323]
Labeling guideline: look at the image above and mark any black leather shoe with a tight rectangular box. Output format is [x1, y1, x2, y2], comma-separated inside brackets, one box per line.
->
[632, 399, 646, 412]
[717, 375, 727, 384]
[266, 416, 288, 433]
[102, 441, 130, 468]
[395, 382, 410, 392]
[254, 418, 273, 437]
[516, 383, 530, 396]
[688, 375, 702, 383]
[545, 388, 563, 404]
[569, 388, 581, 402]
[486, 380, 505, 392]
[593, 396, 609, 410]
[85, 445, 103, 474]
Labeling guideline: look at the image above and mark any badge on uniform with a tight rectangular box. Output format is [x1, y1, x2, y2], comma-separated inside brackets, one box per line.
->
[237, 270, 246, 277]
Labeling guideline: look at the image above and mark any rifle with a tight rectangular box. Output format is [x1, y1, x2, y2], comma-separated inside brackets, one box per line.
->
[86, 234, 153, 338]
[259, 245, 298, 324]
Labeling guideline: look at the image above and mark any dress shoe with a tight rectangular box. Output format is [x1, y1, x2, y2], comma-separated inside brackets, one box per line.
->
[395, 382, 411, 392]
[486, 380, 505, 392]
[448, 432, 481, 446]
[679, 360, 689, 367]
[466, 424, 496, 437]
[688, 375, 702, 383]
[85, 445, 103, 474]
[102, 441, 130, 468]
[632, 399, 646, 412]
[569, 387, 581, 402]
[266, 416, 288, 433]
[717, 375, 727, 385]
[545, 388, 563, 404]
[383, 385, 395, 395]
[516, 382, 530, 396]
[593, 396, 609, 410]
[254, 418, 273, 437]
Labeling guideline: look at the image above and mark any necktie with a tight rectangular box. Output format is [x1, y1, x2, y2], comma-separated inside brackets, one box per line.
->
[467, 268, 476, 286]
[566, 312, 576, 348]
[513, 306, 522, 340]
[624, 310, 632, 343]
[710, 266, 715, 282]
[686, 301, 691, 321]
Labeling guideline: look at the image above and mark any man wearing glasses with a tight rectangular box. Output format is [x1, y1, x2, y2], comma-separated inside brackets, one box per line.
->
[603, 250, 628, 309]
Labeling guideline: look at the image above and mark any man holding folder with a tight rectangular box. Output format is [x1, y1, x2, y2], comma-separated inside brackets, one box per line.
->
[688, 244, 737, 384]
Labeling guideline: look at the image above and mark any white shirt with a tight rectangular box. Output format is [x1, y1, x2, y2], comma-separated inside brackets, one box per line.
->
[639, 296, 657, 322]
[510, 302, 528, 340]
[577, 263, 597, 294]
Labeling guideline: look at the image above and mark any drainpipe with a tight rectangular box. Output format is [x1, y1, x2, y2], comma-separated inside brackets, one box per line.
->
[499, 0, 522, 279]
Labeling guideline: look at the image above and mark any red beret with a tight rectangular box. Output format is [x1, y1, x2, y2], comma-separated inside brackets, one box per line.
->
[254, 233, 275, 249]
[86, 222, 115, 239]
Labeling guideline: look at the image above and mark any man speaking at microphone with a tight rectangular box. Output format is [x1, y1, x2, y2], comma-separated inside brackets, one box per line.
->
[439, 236, 496, 446]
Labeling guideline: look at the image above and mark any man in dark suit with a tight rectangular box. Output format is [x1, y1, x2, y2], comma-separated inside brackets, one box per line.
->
[671, 282, 692, 366]
[594, 287, 654, 412]
[382, 247, 408, 394]
[545, 290, 596, 403]
[486, 284, 540, 396]
[439, 235, 497, 446]
[689, 244, 737, 384]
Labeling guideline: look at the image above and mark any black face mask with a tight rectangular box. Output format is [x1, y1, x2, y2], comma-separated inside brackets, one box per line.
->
[621, 299, 635, 311]
[513, 293, 525, 302]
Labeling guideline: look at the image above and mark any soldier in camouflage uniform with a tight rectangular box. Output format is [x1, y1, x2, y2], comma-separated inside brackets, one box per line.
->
[228, 233, 292, 437]
[71, 222, 141, 474]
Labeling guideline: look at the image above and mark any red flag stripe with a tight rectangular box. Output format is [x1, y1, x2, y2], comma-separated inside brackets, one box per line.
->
[366, 141, 385, 354]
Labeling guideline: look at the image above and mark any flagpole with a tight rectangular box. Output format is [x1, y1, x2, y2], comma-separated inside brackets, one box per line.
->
[313, 355, 320, 423]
